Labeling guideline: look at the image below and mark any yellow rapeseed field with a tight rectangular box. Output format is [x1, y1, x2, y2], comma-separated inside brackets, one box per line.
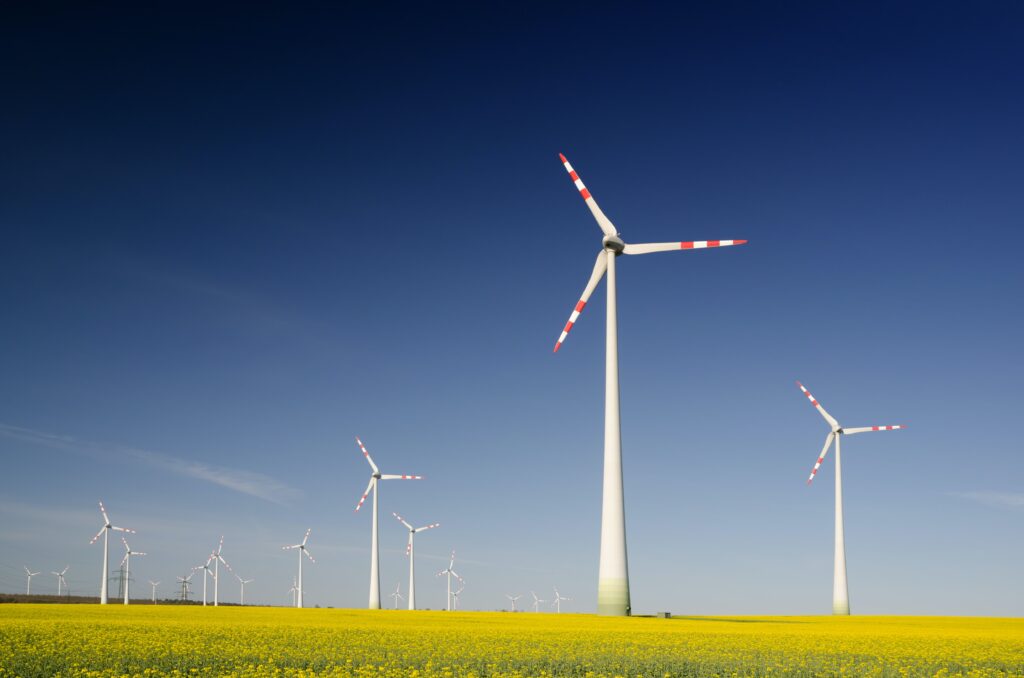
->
[0, 605, 1021, 677]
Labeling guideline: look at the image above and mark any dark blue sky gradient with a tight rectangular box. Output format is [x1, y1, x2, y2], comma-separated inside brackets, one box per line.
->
[1, 3, 1022, 614]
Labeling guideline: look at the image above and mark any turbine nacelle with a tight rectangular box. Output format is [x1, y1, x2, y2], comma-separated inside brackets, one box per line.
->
[602, 235, 625, 252]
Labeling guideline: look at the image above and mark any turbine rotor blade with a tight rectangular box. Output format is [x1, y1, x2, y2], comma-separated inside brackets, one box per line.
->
[355, 477, 375, 512]
[807, 432, 836, 485]
[554, 250, 608, 353]
[380, 474, 423, 480]
[558, 153, 618, 236]
[303, 548, 316, 563]
[623, 240, 747, 255]
[414, 522, 439, 533]
[796, 381, 840, 429]
[393, 512, 413, 530]
[302, 528, 311, 546]
[98, 501, 110, 525]
[355, 437, 380, 474]
[111, 526, 135, 534]
[842, 425, 906, 435]
[90, 527, 105, 544]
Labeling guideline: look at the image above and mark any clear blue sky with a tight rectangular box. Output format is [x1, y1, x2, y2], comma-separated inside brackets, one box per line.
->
[1, 3, 1021, 614]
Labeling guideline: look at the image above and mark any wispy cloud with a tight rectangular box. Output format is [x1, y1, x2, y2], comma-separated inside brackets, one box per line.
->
[0, 423, 300, 505]
[950, 491, 1024, 510]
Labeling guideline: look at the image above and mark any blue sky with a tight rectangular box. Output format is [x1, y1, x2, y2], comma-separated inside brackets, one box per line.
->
[1, 3, 1021, 614]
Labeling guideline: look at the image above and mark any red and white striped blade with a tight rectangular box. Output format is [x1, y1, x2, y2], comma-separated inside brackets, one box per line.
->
[842, 425, 906, 434]
[393, 511, 413, 530]
[355, 437, 380, 474]
[559, 153, 617, 236]
[111, 525, 135, 534]
[90, 527, 105, 544]
[301, 528, 311, 546]
[414, 522, 439, 533]
[380, 474, 423, 480]
[303, 548, 316, 564]
[796, 381, 840, 429]
[554, 250, 608, 353]
[354, 477, 374, 512]
[807, 432, 836, 485]
[623, 240, 748, 255]
[98, 501, 110, 525]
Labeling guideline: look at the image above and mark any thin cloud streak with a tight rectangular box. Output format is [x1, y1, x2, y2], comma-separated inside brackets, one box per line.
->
[0, 423, 300, 505]
[950, 491, 1024, 510]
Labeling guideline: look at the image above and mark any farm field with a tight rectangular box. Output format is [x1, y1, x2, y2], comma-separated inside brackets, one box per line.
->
[0, 605, 1022, 677]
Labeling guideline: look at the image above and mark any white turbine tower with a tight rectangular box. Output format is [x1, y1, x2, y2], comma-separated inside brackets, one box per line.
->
[353, 437, 423, 610]
[797, 380, 905, 615]
[236, 574, 254, 606]
[89, 501, 135, 604]
[193, 556, 215, 606]
[210, 536, 232, 606]
[52, 566, 69, 597]
[148, 580, 160, 603]
[23, 567, 40, 595]
[393, 511, 439, 610]
[282, 528, 314, 608]
[120, 537, 146, 605]
[553, 153, 747, 616]
[505, 594, 521, 612]
[552, 586, 571, 613]
[389, 582, 405, 610]
[436, 551, 462, 612]
[530, 590, 545, 613]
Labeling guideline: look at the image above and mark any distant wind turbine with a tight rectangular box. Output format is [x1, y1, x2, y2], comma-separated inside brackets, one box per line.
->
[176, 572, 194, 601]
[452, 582, 464, 610]
[436, 551, 462, 612]
[393, 511, 439, 610]
[389, 582, 405, 610]
[89, 501, 134, 604]
[353, 437, 422, 609]
[530, 590, 545, 613]
[287, 576, 298, 607]
[505, 593, 521, 612]
[23, 567, 40, 595]
[797, 380, 905, 615]
[236, 574, 254, 606]
[553, 153, 747, 615]
[148, 580, 160, 603]
[120, 537, 146, 605]
[552, 586, 571, 613]
[52, 566, 69, 597]
[282, 528, 314, 608]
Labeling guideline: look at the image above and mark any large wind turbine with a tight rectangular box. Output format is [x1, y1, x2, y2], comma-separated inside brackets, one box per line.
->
[393, 511, 439, 610]
[353, 437, 422, 610]
[210, 536, 232, 606]
[193, 556, 215, 606]
[436, 550, 462, 612]
[89, 501, 134, 604]
[23, 567, 40, 595]
[52, 566, 69, 597]
[796, 380, 905, 615]
[282, 528, 314, 608]
[120, 537, 146, 605]
[553, 153, 747, 615]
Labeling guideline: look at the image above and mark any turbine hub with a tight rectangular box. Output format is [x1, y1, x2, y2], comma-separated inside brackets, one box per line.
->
[602, 235, 625, 252]
[373, 472, 382, 479]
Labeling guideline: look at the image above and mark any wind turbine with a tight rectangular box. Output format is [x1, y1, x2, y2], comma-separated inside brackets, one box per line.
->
[282, 528, 314, 608]
[393, 511, 439, 610]
[89, 501, 135, 604]
[287, 577, 298, 607]
[23, 567, 40, 595]
[236, 574, 254, 606]
[193, 556, 215, 606]
[353, 437, 423, 610]
[530, 590, 545, 613]
[553, 153, 747, 616]
[52, 566, 69, 597]
[210, 536, 232, 606]
[505, 593, 521, 612]
[796, 380, 905, 615]
[452, 582, 465, 610]
[436, 550, 462, 612]
[552, 586, 571, 613]
[176, 572, 194, 601]
[389, 582, 405, 610]
[148, 580, 160, 603]
[120, 537, 146, 605]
